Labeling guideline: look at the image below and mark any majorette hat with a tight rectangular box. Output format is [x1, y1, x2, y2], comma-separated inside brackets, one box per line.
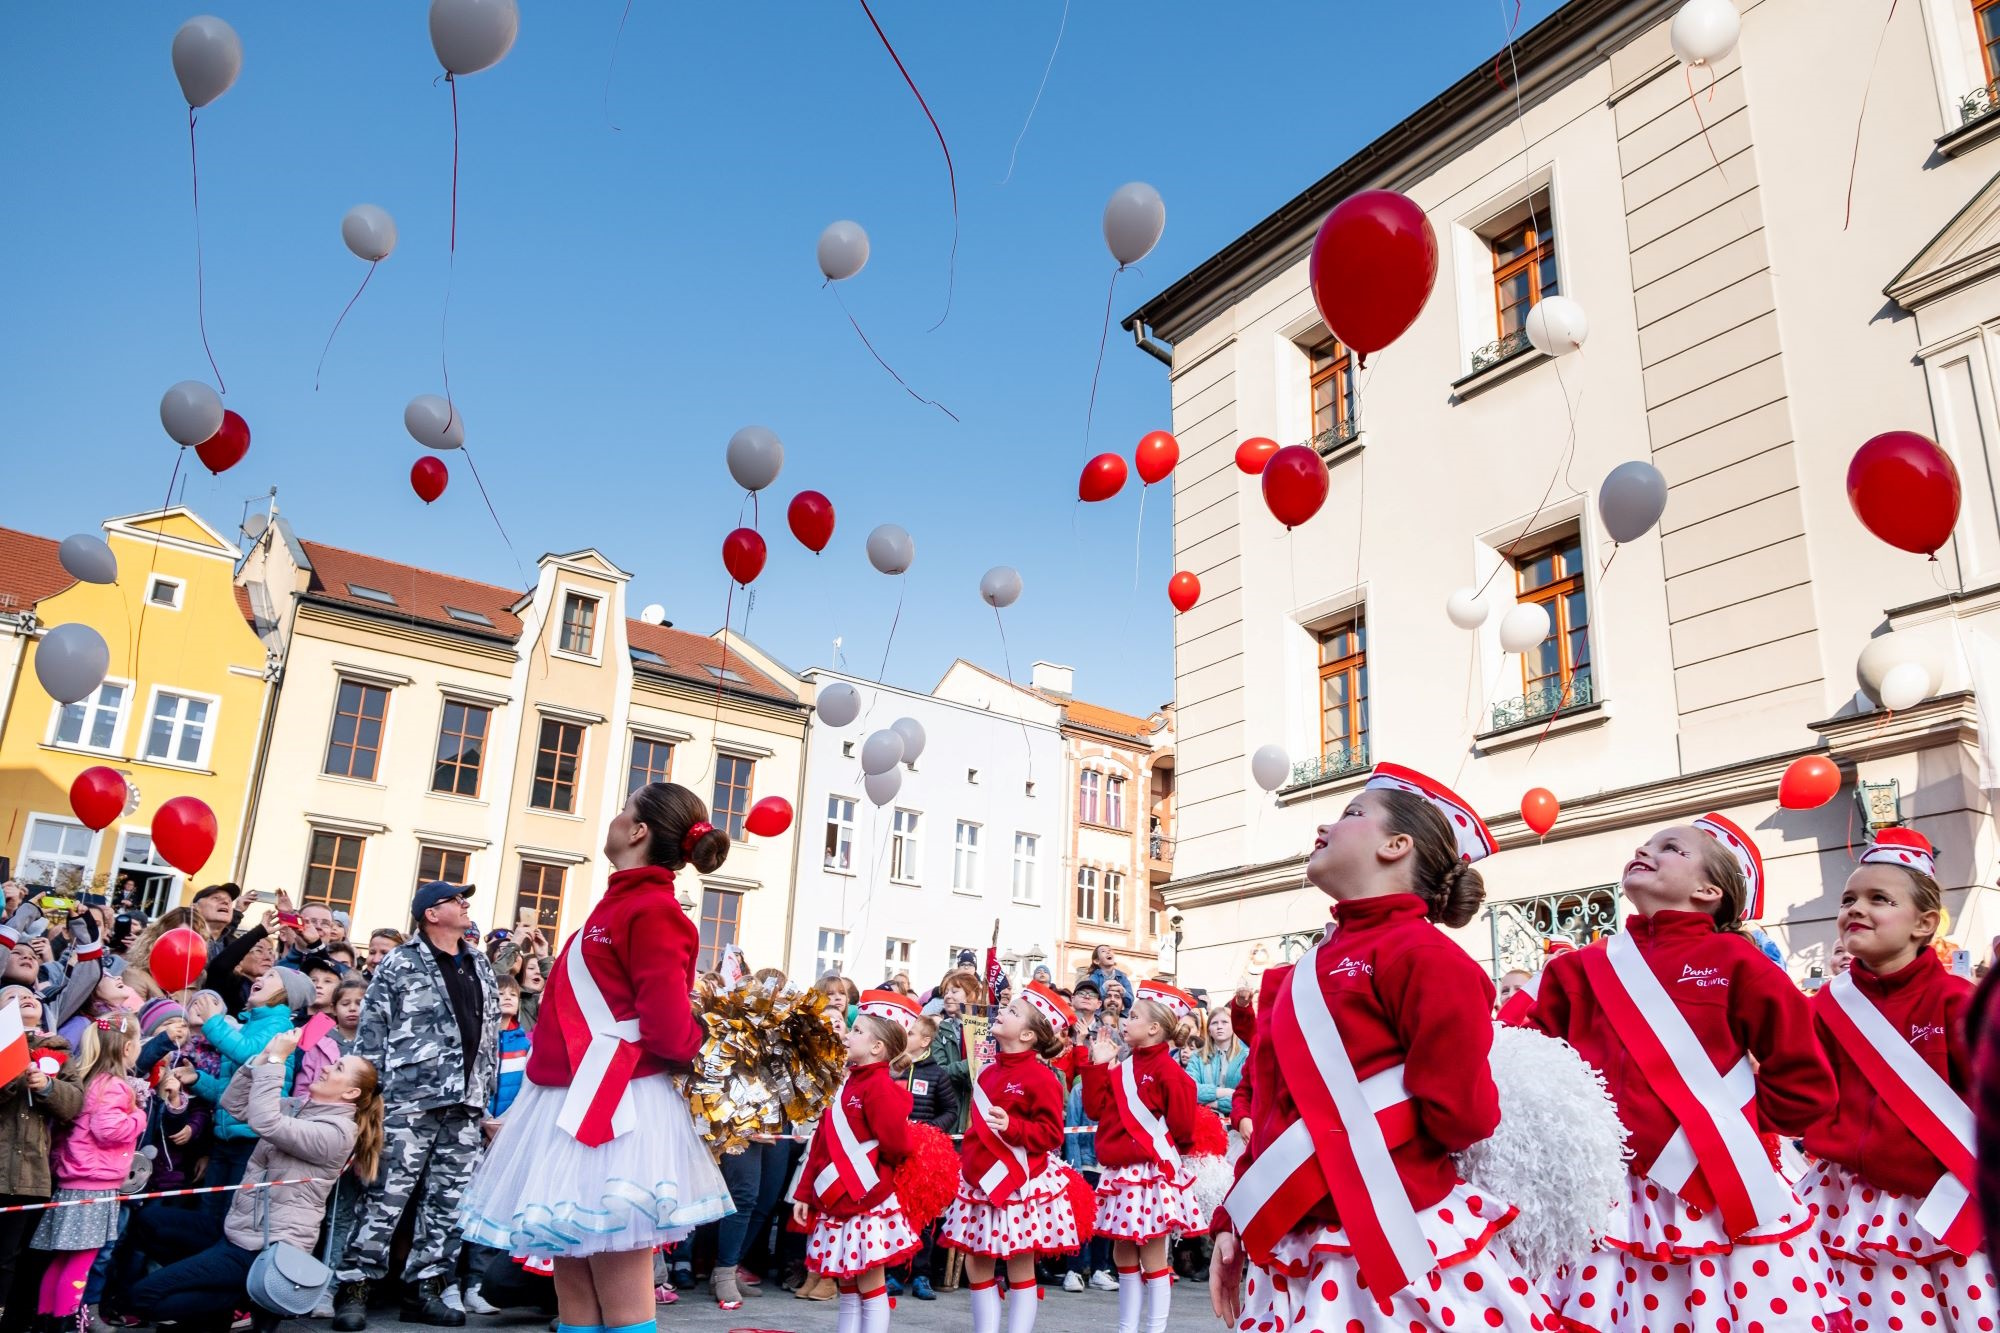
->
[0, 925, 21, 951]
[1860, 826, 1937, 879]
[1692, 812, 1765, 921]
[857, 989, 922, 1034]
[1021, 981, 1076, 1031]
[1136, 980, 1197, 1022]
[1365, 762, 1498, 863]
[70, 938, 104, 965]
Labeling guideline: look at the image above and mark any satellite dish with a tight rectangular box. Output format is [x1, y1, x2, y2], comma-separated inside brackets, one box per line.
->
[242, 513, 269, 539]
[640, 604, 667, 625]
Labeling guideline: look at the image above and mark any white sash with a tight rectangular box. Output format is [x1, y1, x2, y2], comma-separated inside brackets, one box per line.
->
[1116, 1057, 1182, 1176]
[1222, 1063, 1409, 1225]
[813, 1089, 882, 1200]
[971, 1078, 1032, 1199]
[554, 929, 642, 1144]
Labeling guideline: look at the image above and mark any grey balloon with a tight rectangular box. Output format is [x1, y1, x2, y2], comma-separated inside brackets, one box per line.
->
[866, 524, 914, 576]
[818, 681, 862, 728]
[58, 535, 117, 586]
[817, 221, 870, 282]
[1597, 461, 1669, 544]
[891, 716, 927, 765]
[861, 728, 906, 776]
[726, 426, 785, 493]
[980, 565, 1022, 609]
[864, 766, 902, 807]
[34, 623, 110, 705]
[1103, 182, 1166, 266]
[1250, 744, 1292, 793]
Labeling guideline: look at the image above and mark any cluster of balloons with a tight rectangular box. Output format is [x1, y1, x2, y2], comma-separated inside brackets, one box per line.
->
[860, 718, 926, 806]
[1078, 429, 1181, 503]
[160, 383, 251, 476]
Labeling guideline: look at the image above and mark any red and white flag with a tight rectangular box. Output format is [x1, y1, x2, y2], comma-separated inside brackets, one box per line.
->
[0, 1001, 30, 1089]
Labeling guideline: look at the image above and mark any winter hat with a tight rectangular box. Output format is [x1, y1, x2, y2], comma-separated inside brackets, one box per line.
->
[139, 998, 185, 1039]
[272, 967, 313, 1015]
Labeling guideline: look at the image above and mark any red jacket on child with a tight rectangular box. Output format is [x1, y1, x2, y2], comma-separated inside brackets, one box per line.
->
[959, 1048, 1064, 1189]
[1081, 1040, 1200, 1169]
[798, 1060, 915, 1218]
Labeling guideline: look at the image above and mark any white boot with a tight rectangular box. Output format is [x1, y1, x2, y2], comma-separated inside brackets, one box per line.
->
[1116, 1265, 1142, 1333]
[1006, 1282, 1039, 1333]
[1142, 1268, 1172, 1333]
[970, 1278, 1003, 1333]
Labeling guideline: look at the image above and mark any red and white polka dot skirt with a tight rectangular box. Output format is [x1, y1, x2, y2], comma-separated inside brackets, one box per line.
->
[1096, 1161, 1206, 1243]
[805, 1192, 923, 1280]
[1546, 1170, 1843, 1332]
[939, 1163, 1080, 1259]
[1237, 1182, 1554, 1333]
[1798, 1159, 1998, 1333]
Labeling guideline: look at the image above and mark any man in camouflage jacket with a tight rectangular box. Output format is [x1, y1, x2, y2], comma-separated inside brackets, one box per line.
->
[334, 882, 499, 1330]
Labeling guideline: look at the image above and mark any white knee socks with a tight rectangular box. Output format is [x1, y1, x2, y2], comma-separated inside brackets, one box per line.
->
[1142, 1267, 1172, 1333]
[969, 1277, 1002, 1333]
[860, 1284, 891, 1332]
[837, 1283, 861, 1333]
[1006, 1282, 1040, 1333]
[1117, 1264, 1143, 1333]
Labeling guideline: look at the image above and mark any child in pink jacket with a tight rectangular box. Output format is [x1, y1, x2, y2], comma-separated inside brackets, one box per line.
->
[31, 1013, 145, 1322]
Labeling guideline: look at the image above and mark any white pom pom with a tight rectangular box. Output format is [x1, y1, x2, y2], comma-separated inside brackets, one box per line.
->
[1455, 1026, 1629, 1278]
[1188, 1135, 1245, 1221]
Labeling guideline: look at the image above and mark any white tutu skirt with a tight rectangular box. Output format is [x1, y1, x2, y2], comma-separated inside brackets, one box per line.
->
[1798, 1160, 1998, 1333]
[1096, 1160, 1205, 1242]
[459, 1073, 733, 1257]
[939, 1162, 1081, 1258]
[806, 1193, 923, 1278]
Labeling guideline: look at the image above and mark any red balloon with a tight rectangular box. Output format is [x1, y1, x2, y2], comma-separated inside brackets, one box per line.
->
[410, 456, 449, 504]
[1135, 430, 1180, 486]
[722, 527, 767, 586]
[1778, 755, 1842, 810]
[151, 796, 217, 877]
[788, 490, 836, 553]
[1520, 788, 1559, 837]
[1309, 190, 1438, 360]
[1078, 453, 1128, 503]
[68, 766, 127, 833]
[148, 927, 208, 993]
[1235, 437, 1280, 475]
[744, 795, 795, 838]
[1167, 570, 1201, 613]
[1261, 445, 1329, 529]
[1846, 431, 1961, 556]
[194, 410, 251, 475]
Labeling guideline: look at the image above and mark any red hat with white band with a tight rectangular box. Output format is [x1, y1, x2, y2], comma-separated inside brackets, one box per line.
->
[70, 938, 104, 965]
[1692, 812, 1765, 921]
[1136, 980, 1197, 1022]
[0, 926, 21, 951]
[1365, 762, 1498, 864]
[1022, 981, 1075, 1031]
[857, 988, 922, 1034]
[1860, 826, 1936, 879]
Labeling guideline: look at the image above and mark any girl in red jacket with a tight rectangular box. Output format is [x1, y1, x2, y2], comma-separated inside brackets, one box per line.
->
[940, 981, 1077, 1333]
[1532, 812, 1840, 1332]
[794, 989, 924, 1333]
[1209, 764, 1550, 1333]
[1083, 979, 1203, 1333]
[1796, 828, 1993, 1331]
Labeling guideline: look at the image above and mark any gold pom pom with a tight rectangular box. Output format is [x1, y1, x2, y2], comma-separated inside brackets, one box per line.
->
[680, 975, 846, 1157]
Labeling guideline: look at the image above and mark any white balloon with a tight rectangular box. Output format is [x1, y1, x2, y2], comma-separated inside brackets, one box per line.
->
[429, 0, 520, 76]
[160, 381, 223, 448]
[58, 535, 117, 586]
[1103, 182, 1166, 266]
[1598, 460, 1670, 544]
[890, 717, 927, 765]
[818, 681, 862, 729]
[864, 766, 902, 807]
[817, 221, 870, 283]
[172, 16, 242, 109]
[1499, 602, 1553, 654]
[1856, 632, 1947, 706]
[866, 524, 914, 576]
[1250, 744, 1291, 794]
[980, 566, 1022, 609]
[1670, 0, 1740, 66]
[34, 624, 110, 706]
[1880, 661, 1929, 712]
[404, 395, 465, 451]
[341, 205, 397, 262]
[1524, 295, 1589, 357]
[726, 426, 784, 493]
[861, 729, 905, 777]
[1445, 588, 1488, 631]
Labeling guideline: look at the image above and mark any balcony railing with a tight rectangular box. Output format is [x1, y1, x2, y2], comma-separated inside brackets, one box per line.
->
[1307, 417, 1360, 456]
[1148, 833, 1174, 863]
[1486, 887, 1619, 975]
[1468, 327, 1533, 375]
[1962, 81, 2000, 127]
[1489, 672, 1594, 732]
[1286, 739, 1370, 791]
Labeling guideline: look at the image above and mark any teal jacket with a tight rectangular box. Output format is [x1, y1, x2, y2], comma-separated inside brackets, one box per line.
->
[1187, 1042, 1249, 1121]
[196, 1005, 294, 1141]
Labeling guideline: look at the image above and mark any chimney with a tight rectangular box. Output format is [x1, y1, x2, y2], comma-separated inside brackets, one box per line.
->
[1031, 662, 1073, 697]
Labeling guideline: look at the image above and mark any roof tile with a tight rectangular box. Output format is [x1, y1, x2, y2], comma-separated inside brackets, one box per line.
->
[298, 541, 524, 638]
[0, 527, 74, 612]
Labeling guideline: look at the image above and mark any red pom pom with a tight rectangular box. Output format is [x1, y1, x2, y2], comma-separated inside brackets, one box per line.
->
[895, 1123, 961, 1230]
[1189, 1110, 1230, 1160]
[1062, 1164, 1098, 1244]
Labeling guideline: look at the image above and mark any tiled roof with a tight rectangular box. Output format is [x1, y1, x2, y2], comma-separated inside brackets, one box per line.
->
[0, 527, 74, 613]
[1055, 697, 1156, 743]
[297, 541, 524, 639]
[628, 620, 795, 703]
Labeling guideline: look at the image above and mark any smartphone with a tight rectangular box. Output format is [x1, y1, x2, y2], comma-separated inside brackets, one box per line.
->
[516, 906, 537, 929]
[276, 911, 303, 930]
[1954, 949, 1973, 977]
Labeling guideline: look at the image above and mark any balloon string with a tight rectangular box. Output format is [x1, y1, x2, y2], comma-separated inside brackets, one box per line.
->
[188, 110, 225, 395]
[442, 76, 461, 431]
[1599, 543, 1621, 579]
[605, 0, 635, 131]
[878, 576, 906, 683]
[1084, 265, 1125, 448]
[992, 606, 1035, 786]
[829, 285, 959, 421]
[856, 0, 957, 331]
[1000, 0, 1068, 185]
[1845, 0, 1900, 231]
[314, 262, 377, 391]
[1685, 66, 1725, 174]
[460, 448, 530, 589]
[1490, 0, 1524, 88]
[130, 449, 188, 683]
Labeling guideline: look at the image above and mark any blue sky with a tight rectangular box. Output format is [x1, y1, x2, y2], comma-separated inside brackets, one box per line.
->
[1, 2, 1560, 715]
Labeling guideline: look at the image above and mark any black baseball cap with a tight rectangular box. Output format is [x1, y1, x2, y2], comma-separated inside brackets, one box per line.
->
[191, 883, 236, 905]
[413, 881, 473, 915]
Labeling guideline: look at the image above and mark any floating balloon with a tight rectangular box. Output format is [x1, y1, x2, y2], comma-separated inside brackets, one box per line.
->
[1857, 632, 1947, 706]
[1498, 602, 1552, 654]
[341, 205, 398, 262]
[721, 527, 768, 586]
[864, 766, 902, 807]
[866, 524, 914, 576]
[161, 381, 223, 448]
[1079, 453, 1128, 503]
[1520, 788, 1559, 837]
[69, 767, 127, 833]
[1168, 571, 1201, 613]
[787, 491, 835, 554]
[410, 456, 449, 504]
[151, 796, 218, 877]
[745, 796, 795, 839]
[1524, 296, 1590, 357]
[817, 221, 870, 282]
[1309, 190, 1438, 360]
[172, 16, 242, 109]
[1778, 755, 1841, 810]
[1598, 460, 1669, 544]
[1261, 445, 1328, 529]
[429, 0, 520, 76]
[1879, 661, 1929, 712]
[1847, 431, 1960, 557]
[1250, 745, 1292, 794]
[1235, 437, 1280, 476]
[818, 681, 862, 729]
[148, 927, 208, 993]
[58, 535, 117, 587]
[980, 566, 1022, 609]
[890, 717, 928, 765]
[1103, 182, 1166, 266]
[726, 426, 784, 493]
[35, 624, 110, 705]
[1135, 430, 1179, 486]
[1445, 589, 1488, 630]
[195, 410, 251, 475]
[861, 729, 905, 777]
[1670, 0, 1741, 66]
[405, 395, 465, 450]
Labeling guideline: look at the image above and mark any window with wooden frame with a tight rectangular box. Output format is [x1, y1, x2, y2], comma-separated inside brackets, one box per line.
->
[712, 754, 754, 839]
[627, 736, 674, 794]
[1486, 197, 1559, 341]
[517, 859, 567, 930]
[324, 680, 388, 781]
[1308, 337, 1356, 441]
[303, 831, 364, 914]
[416, 845, 470, 888]
[1317, 615, 1369, 764]
[1075, 867, 1099, 922]
[695, 891, 739, 972]
[1514, 535, 1592, 702]
[1103, 871, 1125, 926]
[1980, 0, 2000, 86]
[431, 701, 489, 797]
[559, 592, 598, 656]
[531, 719, 585, 812]
[1077, 770, 1101, 825]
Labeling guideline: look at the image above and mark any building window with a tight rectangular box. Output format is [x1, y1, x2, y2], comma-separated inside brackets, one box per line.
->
[816, 928, 847, 979]
[416, 845, 470, 888]
[1515, 535, 1591, 704]
[1078, 770, 1101, 825]
[1318, 615, 1369, 766]
[559, 592, 598, 655]
[303, 831, 364, 914]
[884, 936, 913, 981]
[21, 815, 95, 889]
[145, 576, 183, 610]
[824, 796, 857, 872]
[1981, 0, 2000, 85]
[1075, 867, 1099, 922]
[321, 680, 387, 781]
[699, 889, 741, 972]
[712, 754, 754, 839]
[953, 821, 981, 894]
[431, 701, 488, 797]
[891, 809, 922, 883]
[1309, 337, 1356, 443]
[1012, 832, 1039, 904]
[1104, 776, 1126, 830]
[1103, 871, 1125, 926]
[517, 860, 567, 929]
[114, 831, 178, 918]
[1488, 201, 1558, 342]
[531, 719, 585, 812]
[628, 737, 674, 793]
[144, 690, 214, 769]
[52, 681, 126, 753]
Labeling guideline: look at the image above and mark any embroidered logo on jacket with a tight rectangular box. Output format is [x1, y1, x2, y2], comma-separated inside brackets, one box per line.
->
[584, 925, 614, 947]
[1677, 964, 1728, 989]
[1327, 957, 1374, 981]
[1003, 1081, 1025, 1097]
[1910, 1022, 1946, 1044]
